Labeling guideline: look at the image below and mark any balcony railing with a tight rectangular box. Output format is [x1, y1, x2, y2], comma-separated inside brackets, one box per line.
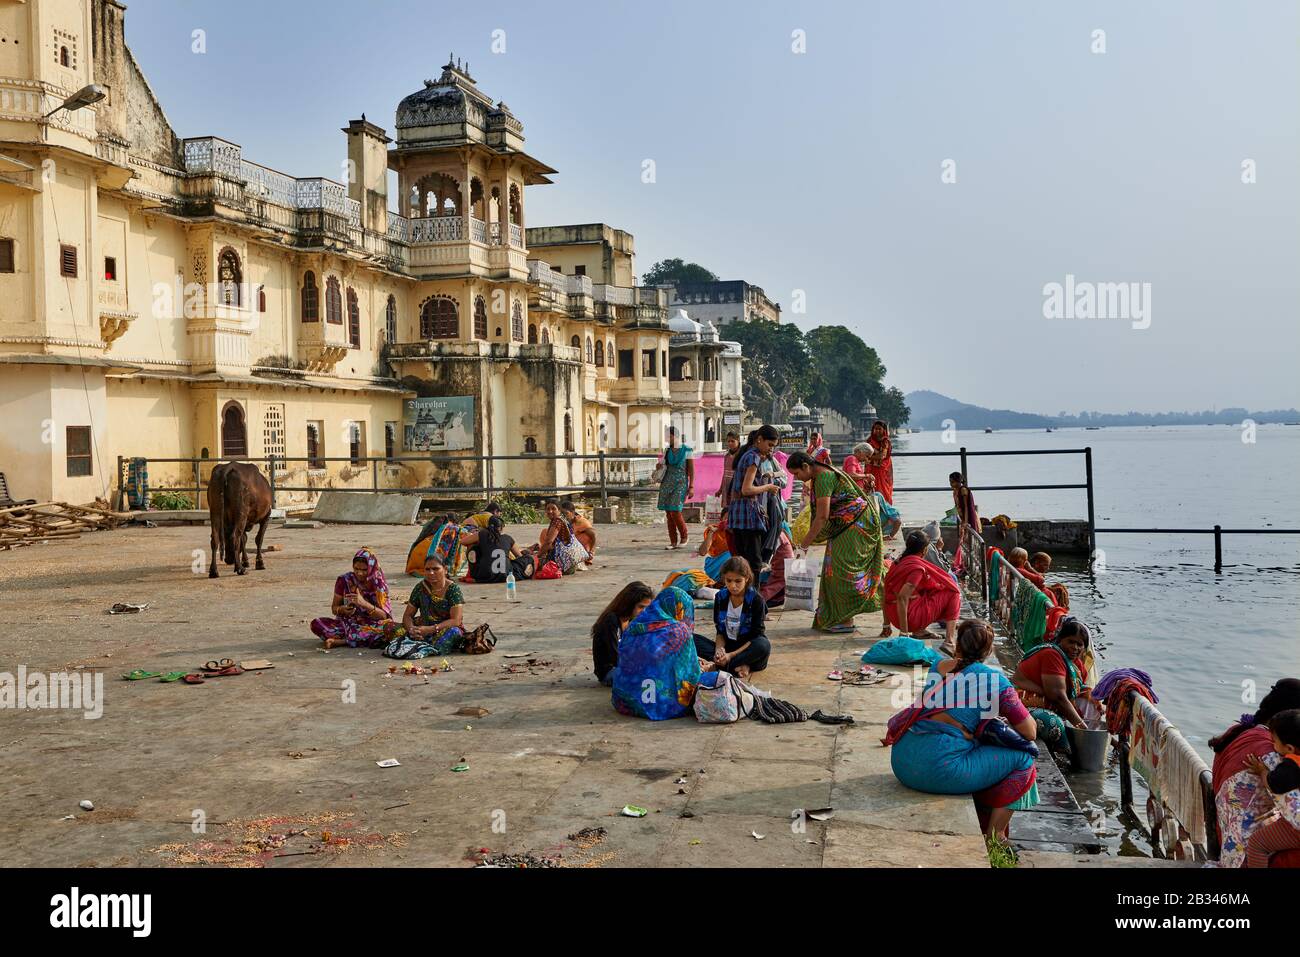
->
[409, 215, 464, 243]
[510, 223, 523, 247]
[387, 213, 410, 243]
[471, 218, 488, 244]
[593, 284, 634, 306]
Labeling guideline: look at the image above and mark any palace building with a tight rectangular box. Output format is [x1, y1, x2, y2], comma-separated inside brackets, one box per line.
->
[0, 0, 739, 504]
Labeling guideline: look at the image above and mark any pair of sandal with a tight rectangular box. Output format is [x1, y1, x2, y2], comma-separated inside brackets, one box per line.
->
[123, 669, 188, 682]
[181, 658, 244, 684]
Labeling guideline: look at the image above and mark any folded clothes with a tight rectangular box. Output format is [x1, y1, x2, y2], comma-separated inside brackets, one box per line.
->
[1094, 667, 1157, 705]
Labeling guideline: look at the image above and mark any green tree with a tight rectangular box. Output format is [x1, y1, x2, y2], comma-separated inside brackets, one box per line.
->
[640, 258, 719, 286]
[876, 386, 910, 429]
[724, 319, 818, 421]
[805, 326, 887, 421]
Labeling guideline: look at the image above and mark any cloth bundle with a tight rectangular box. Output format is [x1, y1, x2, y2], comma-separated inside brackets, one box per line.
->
[1095, 669, 1158, 736]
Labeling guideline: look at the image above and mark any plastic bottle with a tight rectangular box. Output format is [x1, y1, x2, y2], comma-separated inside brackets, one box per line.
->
[505, 572, 518, 602]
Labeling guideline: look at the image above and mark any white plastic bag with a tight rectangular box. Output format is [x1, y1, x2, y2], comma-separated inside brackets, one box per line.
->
[785, 556, 819, 612]
[704, 494, 723, 524]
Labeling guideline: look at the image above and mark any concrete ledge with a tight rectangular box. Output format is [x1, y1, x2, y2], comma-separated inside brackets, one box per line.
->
[311, 491, 422, 525]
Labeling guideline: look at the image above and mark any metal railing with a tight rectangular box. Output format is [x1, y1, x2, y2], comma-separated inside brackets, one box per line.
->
[1094, 526, 1300, 572]
[115, 452, 661, 512]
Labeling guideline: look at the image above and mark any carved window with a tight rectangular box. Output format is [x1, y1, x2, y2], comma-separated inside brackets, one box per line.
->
[524, 436, 538, 454]
[325, 276, 342, 324]
[385, 295, 397, 344]
[511, 301, 524, 342]
[217, 248, 241, 307]
[419, 296, 458, 339]
[594, 339, 604, 366]
[473, 296, 488, 339]
[220, 401, 247, 459]
[586, 337, 594, 364]
[606, 341, 615, 368]
[527, 323, 537, 344]
[301, 271, 318, 322]
[347, 287, 361, 348]
[570, 335, 580, 350]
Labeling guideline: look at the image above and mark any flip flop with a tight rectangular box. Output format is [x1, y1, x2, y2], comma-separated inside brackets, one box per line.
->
[822, 624, 856, 634]
[202, 658, 235, 672]
[159, 671, 188, 683]
[201, 665, 243, 677]
[810, 710, 855, 725]
[181, 674, 206, 684]
[122, 670, 162, 681]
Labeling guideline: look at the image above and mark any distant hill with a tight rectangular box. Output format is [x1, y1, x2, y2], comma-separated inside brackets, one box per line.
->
[903, 390, 1300, 430]
[904, 391, 1053, 430]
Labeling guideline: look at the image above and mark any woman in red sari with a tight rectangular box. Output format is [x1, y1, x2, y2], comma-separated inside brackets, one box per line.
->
[864, 420, 894, 503]
[881, 530, 961, 652]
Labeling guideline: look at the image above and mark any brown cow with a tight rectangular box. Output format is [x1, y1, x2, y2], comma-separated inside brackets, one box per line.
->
[207, 461, 273, 578]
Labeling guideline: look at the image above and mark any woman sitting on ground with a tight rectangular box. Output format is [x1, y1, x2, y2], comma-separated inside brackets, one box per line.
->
[529, 500, 590, 574]
[1210, 677, 1300, 867]
[696, 557, 771, 680]
[786, 450, 887, 633]
[311, 547, 404, 649]
[388, 556, 467, 656]
[1010, 617, 1094, 752]
[698, 518, 733, 583]
[1242, 710, 1300, 868]
[1008, 547, 1046, 590]
[610, 586, 702, 720]
[463, 515, 534, 584]
[591, 581, 654, 686]
[560, 500, 597, 562]
[405, 512, 463, 577]
[880, 530, 962, 652]
[885, 619, 1039, 839]
[466, 501, 502, 529]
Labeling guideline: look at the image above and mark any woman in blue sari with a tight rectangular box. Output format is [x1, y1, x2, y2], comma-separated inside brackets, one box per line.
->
[884, 620, 1040, 838]
[611, 586, 701, 720]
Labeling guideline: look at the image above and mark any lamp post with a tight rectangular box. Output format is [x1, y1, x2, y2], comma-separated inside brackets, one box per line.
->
[42, 84, 107, 120]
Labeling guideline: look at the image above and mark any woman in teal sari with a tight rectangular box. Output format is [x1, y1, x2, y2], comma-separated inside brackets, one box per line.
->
[786, 451, 886, 633]
[657, 426, 695, 549]
[611, 586, 701, 720]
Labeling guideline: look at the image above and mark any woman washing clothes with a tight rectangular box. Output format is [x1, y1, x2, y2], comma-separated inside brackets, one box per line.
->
[1010, 617, 1095, 753]
[695, 557, 771, 680]
[311, 547, 404, 649]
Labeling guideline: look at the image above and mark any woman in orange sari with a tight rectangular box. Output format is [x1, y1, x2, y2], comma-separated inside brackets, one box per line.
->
[864, 420, 894, 503]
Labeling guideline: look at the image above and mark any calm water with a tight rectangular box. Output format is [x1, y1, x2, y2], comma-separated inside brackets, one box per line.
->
[893, 425, 1300, 854]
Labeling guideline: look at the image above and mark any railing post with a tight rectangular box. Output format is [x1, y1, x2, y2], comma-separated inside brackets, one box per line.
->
[115, 455, 125, 511]
[485, 455, 493, 500]
[959, 446, 968, 488]
[1084, 446, 1096, 559]
[371, 456, 379, 492]
[599, 451, 608, 507]
[1213, 524, 1223, 572]
[267, 455, 276, 509]
[192, 458, 201, 511]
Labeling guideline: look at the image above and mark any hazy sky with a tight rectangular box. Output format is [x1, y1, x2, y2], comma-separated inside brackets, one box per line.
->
[124, 0, 1299, 414]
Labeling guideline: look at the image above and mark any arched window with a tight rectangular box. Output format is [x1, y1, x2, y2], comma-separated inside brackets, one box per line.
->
[470, 178, 485, 220]
[220, 401, 247, 459]
[257, 285, 266, 313]
[523, 436, 538, 454]
[473, 296, 488, 340]
[306, 422, 323, 469]
[586, 337, 594, 364]
[541, 327, 550, 345]
[301, 271, 318, 322]
[419, 296, 458, 339]
[59, 46, 70, 68]
[570, 335, 580, 351]
[606, 340, 615, 367]
[564, 413, 573, 453]
[511, 302, 524, 342]
[527, 323, 537, 344]
[385, 295, 397, 344]
[325, 276, 342, 324]
[346, 288, 360, 348]
[217, 248, 242, 307]
[594, 339, 604, 366]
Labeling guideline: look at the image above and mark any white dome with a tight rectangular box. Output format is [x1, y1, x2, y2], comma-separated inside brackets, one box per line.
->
[667, 308, 701, 335]
[790, 399, 811, 417]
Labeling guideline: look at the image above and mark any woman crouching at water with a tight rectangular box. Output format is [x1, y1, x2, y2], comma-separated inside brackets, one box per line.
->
[591, 581, 654, 686]
[884, 620, 1039, 839]
[696, 557, 771, 680]
[1010, 618, 1094, 753]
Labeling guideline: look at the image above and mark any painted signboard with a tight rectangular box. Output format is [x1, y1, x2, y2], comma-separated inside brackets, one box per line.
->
[403, 396, 475, 452]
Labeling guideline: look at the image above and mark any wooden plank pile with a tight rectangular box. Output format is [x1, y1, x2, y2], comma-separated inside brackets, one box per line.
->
[0, 502, 129, 550]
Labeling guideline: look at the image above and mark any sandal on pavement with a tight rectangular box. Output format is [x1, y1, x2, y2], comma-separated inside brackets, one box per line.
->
[122, 670, 162, 681]
[159, 671, 188, 682]
[181, 674, 206, 684]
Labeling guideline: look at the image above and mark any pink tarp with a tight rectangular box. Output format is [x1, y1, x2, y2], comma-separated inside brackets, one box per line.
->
[662, 449, 792, 504]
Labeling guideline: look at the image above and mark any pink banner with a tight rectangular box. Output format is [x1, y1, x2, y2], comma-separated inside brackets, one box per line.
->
[669, 450, 793, 504]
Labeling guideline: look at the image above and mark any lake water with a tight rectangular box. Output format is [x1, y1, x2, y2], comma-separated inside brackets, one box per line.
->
[891, 425, 1300, 855]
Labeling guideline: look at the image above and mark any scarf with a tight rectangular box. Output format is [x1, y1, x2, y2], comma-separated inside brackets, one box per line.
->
[346, 547, 391, 614]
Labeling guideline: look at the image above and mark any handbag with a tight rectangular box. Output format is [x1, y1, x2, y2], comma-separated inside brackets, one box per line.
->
[693, 670, 755, 724]
[651, 460, 667, 484]
[534, 560, 562, 580]
[976, 718, 1039, 755]
[462, 623, 497, 655]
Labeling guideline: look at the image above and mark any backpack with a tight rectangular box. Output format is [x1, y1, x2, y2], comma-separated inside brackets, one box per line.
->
[693, 670, 755, 723]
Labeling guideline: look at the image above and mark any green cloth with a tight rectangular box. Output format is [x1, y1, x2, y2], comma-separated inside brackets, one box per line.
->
[1010, 577, 1049, 650]
[1005, 779, 1040, 811]
[810, 468, 885, 629]
[988, 551, 1005, 602]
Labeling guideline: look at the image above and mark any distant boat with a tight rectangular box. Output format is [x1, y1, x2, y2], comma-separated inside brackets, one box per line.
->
[1085, 426, 1101, 431]
[1045, 427, 1053, 433]
[984, 427, 993, 433]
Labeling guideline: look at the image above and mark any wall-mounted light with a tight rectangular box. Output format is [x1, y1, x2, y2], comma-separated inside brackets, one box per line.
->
[42, 84, 107, 119]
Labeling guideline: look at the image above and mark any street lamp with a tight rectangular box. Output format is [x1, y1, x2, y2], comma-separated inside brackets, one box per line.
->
[42, 84, 107, 119]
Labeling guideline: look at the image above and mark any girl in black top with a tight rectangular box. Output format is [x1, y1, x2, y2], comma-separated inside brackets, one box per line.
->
[465, 516, 534, 583]
[591, 581, 654, 685]
[695, 556, 771, 679]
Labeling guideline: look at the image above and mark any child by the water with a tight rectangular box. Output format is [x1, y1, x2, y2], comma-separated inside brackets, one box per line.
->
[1243, 709, 1300, 867]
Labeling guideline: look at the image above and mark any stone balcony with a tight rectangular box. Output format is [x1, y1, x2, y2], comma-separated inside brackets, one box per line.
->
[670, 378, 723, 407]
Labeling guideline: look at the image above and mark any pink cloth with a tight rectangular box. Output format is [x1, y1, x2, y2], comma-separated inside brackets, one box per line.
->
[761, 534, 794, 603]
[688, 451, 792, 504]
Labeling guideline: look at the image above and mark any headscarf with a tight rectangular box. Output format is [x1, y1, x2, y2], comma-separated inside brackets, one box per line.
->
[346, 547, 391, 614]
[610, 587, 701, 721]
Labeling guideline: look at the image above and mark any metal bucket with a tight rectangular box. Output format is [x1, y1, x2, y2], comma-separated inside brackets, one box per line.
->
[1066, 725, 1110, 772]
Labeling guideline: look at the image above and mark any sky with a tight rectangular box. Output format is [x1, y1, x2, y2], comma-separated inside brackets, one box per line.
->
[123, 0, 1299, 415]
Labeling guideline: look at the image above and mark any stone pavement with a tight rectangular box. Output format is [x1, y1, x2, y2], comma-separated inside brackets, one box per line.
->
[0, 520, 988, 868]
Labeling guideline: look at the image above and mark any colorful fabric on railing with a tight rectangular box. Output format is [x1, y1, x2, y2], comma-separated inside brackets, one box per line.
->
[1010, 578, 1049, 650]
[127, 457, 149, 509]
[1131, 695, 1209, 849]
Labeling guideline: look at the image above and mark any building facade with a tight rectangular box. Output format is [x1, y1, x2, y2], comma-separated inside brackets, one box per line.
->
[661, 279, 781, 328]
[0, 0, 675, 504]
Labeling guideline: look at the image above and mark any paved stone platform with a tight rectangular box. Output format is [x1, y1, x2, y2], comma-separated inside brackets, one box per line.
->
[0, 521, 989, 868]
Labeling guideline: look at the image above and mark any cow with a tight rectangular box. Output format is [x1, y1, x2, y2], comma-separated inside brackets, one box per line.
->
[207, 461, 273, 578]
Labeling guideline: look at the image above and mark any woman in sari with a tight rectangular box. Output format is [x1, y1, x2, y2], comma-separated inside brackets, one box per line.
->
[405, 512, 466, 577]
[949, 472, 979, 534]
[658, 426, 695, 549]
[560, 500, 597, 561]
[885, 620, 1039, 838]
[311, 547, 405, 649]
[880, 531, 961, 650]
[530, 500, 590, 575]
[806, 432, 832, 465]
[1210, 678, 1300, 867]
[463, 515, 534, 584]
[786, 451, 886, 633]
[862, 473, 902, 540]
[863, 420, 894, 503]
[1011, 617, 1093, 754]
[842, 443, 870, 490]
[610, 586, 702, 720]
[388, 556, 467, 657]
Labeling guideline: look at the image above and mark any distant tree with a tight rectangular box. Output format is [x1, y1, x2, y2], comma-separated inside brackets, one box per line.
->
[725, 319, 818, 421]
[876, 386, 910, 429]
[640, 258, 719, 286]
[805, 326, 887, 421]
